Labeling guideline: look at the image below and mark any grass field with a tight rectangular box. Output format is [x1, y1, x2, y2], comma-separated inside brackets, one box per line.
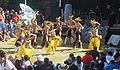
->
[0, 38, 89, 64]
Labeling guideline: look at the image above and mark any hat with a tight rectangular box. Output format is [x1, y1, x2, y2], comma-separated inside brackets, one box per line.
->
[37, 55, 44, 61]
[58, 64, 69, 70]
[75, 17, 82, 22]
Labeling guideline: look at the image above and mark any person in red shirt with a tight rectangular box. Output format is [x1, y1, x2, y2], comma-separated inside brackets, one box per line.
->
[82, 51, 94, 70]
[12, 12, 20, 24]
[82, 51, 94, 65]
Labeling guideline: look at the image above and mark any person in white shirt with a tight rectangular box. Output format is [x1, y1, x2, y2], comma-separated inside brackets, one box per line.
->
[74, 56, 83, 70]
[106, 51, 114, 64]
[0, 50, 17, 70]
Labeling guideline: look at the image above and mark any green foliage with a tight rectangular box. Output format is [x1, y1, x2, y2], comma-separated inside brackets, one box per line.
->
[0, 0, 9, 7]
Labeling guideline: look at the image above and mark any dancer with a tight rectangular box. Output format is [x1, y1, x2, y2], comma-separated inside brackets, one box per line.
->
[41, 21, 50, 48]
[88, 20, 102, 51]
[47, 30, 56, 54]
[64, 15, 76, 44]
[73, 17, 84, 49]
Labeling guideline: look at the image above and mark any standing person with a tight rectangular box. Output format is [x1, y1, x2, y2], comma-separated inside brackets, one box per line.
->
[88, 20, 102, 51]
[41, 21, 50, 48]
[64, 15, 76, 44]
[12, 12, 20, 26]
[0, 50, 17, 70]
[36, 11, 44, 27]
[55, 16, 62, 37]
[73, 17, 84, 49]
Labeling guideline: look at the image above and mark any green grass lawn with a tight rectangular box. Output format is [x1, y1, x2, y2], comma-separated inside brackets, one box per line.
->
[0, 38, 88, 64]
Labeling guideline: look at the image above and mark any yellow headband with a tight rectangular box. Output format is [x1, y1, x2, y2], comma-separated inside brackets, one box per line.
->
[75, 17, 82, 22]
[56, 16, 61, 21]
[90, 20, 100, 25]
[69, 15, 74, 19]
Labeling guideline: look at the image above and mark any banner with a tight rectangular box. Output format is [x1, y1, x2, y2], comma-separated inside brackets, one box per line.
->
[107, 35, 120, 46]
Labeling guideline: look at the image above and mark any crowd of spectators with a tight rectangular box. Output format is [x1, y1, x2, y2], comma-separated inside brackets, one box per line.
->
[0, 43, 120, 70]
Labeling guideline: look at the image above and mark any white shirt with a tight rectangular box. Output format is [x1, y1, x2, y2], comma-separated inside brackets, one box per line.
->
[74, 61, 83, 70]
[106, 55, 114, 63]
[0, 60, 15, 70]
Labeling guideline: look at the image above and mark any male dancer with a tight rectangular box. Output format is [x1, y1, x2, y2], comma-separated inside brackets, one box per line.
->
[73, 17, 84, 49]
[64, 15, 76, 44]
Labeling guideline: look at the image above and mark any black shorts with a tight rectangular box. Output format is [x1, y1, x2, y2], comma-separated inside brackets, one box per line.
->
[67, 29, 72, 38]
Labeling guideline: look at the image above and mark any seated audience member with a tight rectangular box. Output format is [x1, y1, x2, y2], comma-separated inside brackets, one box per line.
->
[89, 61, 97, 70]
[90, 47, 99, 60]
[114, 49, 120, 60]
[0, 50, 17, 70]
[106, 51, 114, 64]
[98, 62, 104, 70]
[82, 51, 94, 65]
[68, 64, 77, 70]
[105, 43, 116, 55]
[82, 51, 94, 70]
[34, 55, 44, 66]
[74, 55, 84, 70]
[65, 53, 76, 65]
[58, 64, 69, 70]
[39, 57, 54, 70]
[22, 55, 32, 70]
[14, 59, 24, 70]
[105, 60, 120, 70]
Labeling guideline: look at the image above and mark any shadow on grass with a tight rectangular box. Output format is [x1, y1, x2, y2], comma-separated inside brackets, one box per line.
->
[56, 48, 72, 52]
[33, 53, 51, 56]
[6, 51, 16, 54]
[0, 48, 15, 49]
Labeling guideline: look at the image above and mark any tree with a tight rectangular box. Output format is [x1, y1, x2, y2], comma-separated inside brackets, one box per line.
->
[0, 0, 9, 8]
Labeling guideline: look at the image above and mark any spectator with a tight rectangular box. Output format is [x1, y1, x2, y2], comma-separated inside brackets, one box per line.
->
[8, 55, 15, 64]
[89, 61, 97, 70]
[114, 49, 120, 60]
[74, 55, 84, 70]
[106, 51, 114, 64]
[58, 64, 69, 70]
[105, 43, 116, 55]
[0, 50, 17, 70]
[22, 55, 33, 70]
[34, 55, 44, 66]
[65, 53, 76, 65]
[99, 52, 106, 63]
[39, 57, 54, 70]
[82, 51, 94, 65]
[82, 51, 94, 70]
[105, 60, 120, 70]
[12, 12, 20, 25]
[68, 64, 77, 70]
[14, 59, 24, 70]
[98, 62, 104, 70]
[34, 55, 44, 70]
[90, 47, 99, 60]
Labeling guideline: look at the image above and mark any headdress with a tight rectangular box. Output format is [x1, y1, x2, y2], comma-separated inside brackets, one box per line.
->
[75, 17, 82, 22]
[90, 20, 100, 25]
[69, 15, 74, 19]
[56, 16, 61, 21]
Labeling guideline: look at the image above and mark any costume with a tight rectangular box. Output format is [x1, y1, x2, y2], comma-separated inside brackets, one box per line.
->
[18, 44, 34, 59]
[88, 20, 102, 50]
[73, 17, 83, 48]
[47, 29, 61, 54]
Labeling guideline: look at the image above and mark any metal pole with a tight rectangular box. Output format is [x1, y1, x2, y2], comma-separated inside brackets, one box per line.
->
[25, 0, 27, 5]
